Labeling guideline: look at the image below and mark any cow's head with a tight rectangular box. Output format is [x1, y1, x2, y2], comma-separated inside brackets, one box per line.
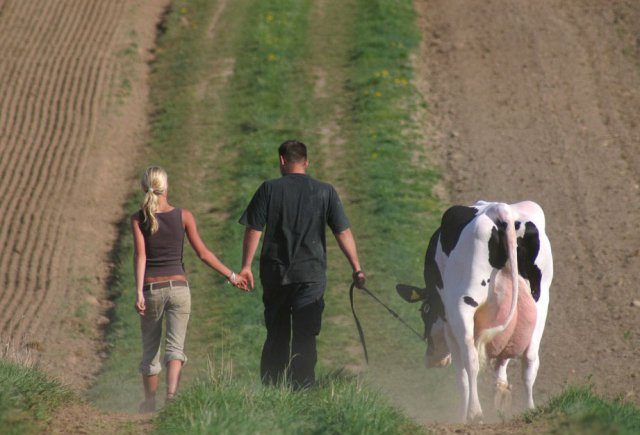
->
[396, 284, 451, 368]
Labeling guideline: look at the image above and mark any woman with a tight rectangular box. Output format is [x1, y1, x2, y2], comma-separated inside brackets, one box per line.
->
[131, 166, 247, 413]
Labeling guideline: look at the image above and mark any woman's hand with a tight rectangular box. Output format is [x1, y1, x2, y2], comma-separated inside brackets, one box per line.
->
[135, 293, 146, 316]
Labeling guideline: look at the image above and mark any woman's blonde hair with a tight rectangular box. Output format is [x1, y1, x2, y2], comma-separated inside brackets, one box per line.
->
[140, 166, 168, 234]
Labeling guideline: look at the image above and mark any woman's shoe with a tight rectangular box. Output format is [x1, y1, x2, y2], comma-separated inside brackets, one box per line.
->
[139, 397, 156, 413]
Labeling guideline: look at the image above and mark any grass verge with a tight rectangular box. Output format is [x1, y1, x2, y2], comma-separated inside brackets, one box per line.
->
[157, 364, 418, 434]
[524, 385, 640, 434]
[0, 359, 73, 434]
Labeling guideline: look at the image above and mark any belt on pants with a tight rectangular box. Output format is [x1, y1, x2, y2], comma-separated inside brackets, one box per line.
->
[143, 280, 188, 291]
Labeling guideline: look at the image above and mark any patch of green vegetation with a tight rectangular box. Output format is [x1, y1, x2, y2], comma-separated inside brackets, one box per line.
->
[116, 41, 139, 59]
[0, 360, 74, 434]
[525, 385, 640, 434]
[348, 0, 440, 238]
[157, 366, 419, 434]
[119, 77, 132, 96]
[74, 302, 89, 320]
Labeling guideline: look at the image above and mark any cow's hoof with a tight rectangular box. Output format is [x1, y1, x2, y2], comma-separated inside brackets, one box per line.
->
[494, 381, 512, 413]
[468, 411, 484, 424]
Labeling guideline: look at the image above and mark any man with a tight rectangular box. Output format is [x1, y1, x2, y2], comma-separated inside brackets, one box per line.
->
[238, 140, 366, 389]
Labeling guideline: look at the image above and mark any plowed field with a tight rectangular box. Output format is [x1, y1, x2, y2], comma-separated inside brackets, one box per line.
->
[0, 0, 167, 388]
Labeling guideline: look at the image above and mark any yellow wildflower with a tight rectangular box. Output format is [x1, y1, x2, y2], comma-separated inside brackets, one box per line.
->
[267, 53, 277, 61]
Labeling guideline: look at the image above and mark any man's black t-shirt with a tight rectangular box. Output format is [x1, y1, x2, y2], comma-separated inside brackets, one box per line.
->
[239, 173, 350, 289]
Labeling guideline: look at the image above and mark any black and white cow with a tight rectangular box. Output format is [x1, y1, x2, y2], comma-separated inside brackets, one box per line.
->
[397, 201, 552, 423]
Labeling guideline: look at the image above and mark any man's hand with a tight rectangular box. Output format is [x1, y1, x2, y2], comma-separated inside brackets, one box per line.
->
[238, 267, 254, 291]
[353, 270, 366, 289]
[135, 293, 146, 316]
[335, 229, 365, 289]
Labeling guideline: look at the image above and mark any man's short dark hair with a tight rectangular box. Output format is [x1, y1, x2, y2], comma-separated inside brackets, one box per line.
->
[279, 140, 307, 163]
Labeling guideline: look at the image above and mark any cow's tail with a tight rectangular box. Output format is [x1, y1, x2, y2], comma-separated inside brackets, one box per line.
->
[477, 204, 519, 366]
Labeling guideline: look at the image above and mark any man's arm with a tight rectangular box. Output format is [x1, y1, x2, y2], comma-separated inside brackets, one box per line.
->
[334, 228, 366, 288]
[239, 227, 262, 290]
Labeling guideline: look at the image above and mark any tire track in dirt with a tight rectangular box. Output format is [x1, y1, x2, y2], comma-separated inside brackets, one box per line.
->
[414, 0, 640, 412]
[0, 0, 170, 388]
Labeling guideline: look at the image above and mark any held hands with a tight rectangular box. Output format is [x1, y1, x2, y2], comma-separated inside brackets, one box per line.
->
[352, 270, 366, 289]
[238, 267, 254, 291]
[229, 270, 251, 292]
[135, 293, 146, 316]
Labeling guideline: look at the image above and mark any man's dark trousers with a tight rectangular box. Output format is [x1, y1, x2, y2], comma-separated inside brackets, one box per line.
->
[260, 282, 324, 389]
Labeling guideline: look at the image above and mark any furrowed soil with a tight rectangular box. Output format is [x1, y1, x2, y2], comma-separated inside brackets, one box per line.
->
[413, 0, 640, 427]
[0, 0, 168, 392]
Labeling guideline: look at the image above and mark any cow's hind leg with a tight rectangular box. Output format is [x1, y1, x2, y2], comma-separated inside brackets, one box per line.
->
[522, 280, 549, 410]
[449, 308, 483, 423]
[493, 358, 512, 414]
[522, 346, 540, 409]
[522, 312, 545, 410]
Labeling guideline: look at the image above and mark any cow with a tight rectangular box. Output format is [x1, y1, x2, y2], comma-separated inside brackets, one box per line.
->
[396, 201, 552, 423]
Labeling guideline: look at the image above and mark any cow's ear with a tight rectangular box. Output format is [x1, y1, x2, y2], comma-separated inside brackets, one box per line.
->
[396, 284, 427, 303]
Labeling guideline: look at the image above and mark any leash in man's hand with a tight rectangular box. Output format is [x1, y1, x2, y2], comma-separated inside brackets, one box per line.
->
[349, 272, 424, 364]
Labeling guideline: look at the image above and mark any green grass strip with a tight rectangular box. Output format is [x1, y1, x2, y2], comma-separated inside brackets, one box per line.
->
[0, 360, 74, 434]
[349, 0, 440, 236]
[525, 385, 640, 434]
[157, 369, 419, 434]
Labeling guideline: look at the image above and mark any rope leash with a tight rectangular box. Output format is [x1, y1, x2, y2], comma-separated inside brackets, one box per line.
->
[349, 282, 424, 364]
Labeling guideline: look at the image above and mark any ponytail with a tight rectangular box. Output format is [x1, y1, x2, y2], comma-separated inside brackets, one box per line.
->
[140, 166, 168, 235]
[141, 189, 160, 234]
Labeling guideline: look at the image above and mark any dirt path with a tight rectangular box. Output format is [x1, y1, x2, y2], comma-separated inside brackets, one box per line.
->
[47, 403, 153, 435]
[414, 0, 640, 412]
[0, 0, 168, 390]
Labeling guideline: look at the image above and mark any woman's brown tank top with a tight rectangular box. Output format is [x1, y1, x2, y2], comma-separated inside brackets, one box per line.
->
[139, 208, 185, 277]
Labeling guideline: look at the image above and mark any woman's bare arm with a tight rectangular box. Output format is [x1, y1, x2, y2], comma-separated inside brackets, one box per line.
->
[131, 214, 147, 314]
[183, 209, 247, 289]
